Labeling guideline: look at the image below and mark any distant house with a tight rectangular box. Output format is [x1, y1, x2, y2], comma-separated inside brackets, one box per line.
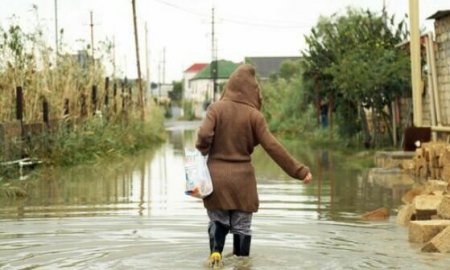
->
[183, 63, 208, 100]
[150, 83, 173, 102]
[244, 56, 301, 80]
[188, 60, 240, 117]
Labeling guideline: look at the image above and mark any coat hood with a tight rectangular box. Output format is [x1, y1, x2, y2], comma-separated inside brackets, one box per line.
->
[220, 64, 262, 110]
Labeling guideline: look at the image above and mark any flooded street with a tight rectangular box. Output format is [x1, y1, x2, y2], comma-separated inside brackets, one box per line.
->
[1, 121, 450, 269]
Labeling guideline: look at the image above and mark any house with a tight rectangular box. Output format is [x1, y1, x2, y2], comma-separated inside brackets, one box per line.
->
[244, 56, 301, 80]
[150, 83, 173, 103]
[183, 63, 208, 100]
[188, 60, 240, 117]
[427, 10, 450, 130]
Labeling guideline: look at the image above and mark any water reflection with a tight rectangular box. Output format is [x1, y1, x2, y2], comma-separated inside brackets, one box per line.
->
[1, 121, 450, 269]
[1, 126, 385, 220]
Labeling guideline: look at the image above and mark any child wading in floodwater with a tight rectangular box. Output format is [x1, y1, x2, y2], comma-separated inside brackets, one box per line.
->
[196, 64, 312, 268]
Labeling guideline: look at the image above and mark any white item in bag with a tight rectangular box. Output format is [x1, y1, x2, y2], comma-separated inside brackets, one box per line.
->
[184, 148, 213, 199]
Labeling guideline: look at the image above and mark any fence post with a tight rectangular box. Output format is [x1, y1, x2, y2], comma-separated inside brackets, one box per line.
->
[16, 86, 25, 158]
[42, 97, 50, 153]
[92, 85, 97, 115]
[16, 86, 23, 122]
[64, 98, 69, 117]
[43, 97, 49, 128]
[128, 85, 133, 111]
[113, 81, 117, 114]
[122, 77, 127, 112]
[104, 77, 109, 107]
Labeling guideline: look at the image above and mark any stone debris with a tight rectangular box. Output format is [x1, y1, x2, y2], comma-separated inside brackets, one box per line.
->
[361, 207, 390, 221]
[401, 187, 424, 204]
[437, 195, 450, 219]
[394, 141, 450, 253]
[412, 194, 443, 220]
[421, 226, 450, 253]
[409, 220, 450, 243]
[396, 204, 414, 226]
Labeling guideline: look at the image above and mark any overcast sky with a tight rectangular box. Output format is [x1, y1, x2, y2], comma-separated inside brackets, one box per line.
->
[0, 0, 448, 82]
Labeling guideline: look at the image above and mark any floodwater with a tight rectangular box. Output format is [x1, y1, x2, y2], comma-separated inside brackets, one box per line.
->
[1, 121, 450, 270]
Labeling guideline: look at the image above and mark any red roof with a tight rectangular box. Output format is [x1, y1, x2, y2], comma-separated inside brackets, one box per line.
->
[185, 63, 207, 73]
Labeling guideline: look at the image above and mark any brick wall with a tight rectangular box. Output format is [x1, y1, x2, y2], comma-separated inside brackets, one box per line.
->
[434, 16, 450, 126]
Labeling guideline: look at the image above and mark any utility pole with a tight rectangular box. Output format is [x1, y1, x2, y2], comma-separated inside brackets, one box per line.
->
[158, 59, 161, 98]
[211, 7, 218, 101]
[145, 22, 150, 96]
[90, 11, 95, 72]
[113, 35, 116, 80]
[132, 0, 145, 119]
[162, 47, 166, 84]
[409, 0, 422, 127]
[54, 0, 58, 61]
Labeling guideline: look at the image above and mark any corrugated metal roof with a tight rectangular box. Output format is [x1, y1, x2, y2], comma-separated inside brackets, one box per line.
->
[427, 10, 450, 20]
[244, 56, 300, 79]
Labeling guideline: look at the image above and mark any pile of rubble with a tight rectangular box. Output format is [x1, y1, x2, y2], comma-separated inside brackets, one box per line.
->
[396, 141, 450, 253]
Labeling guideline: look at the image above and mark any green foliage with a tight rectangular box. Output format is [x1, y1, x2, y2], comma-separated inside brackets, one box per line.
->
[180, 100, 197, 120]
[260, 8, 411, 149]
[278, 60, 301, 81]
[260, 71, 333, 143]
[45, 109, 165, 166]
[301, 7, 411, 147]
[169, 80, 183, 104]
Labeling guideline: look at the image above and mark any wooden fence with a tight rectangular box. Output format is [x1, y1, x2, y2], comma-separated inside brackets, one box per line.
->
[0, 77, 142, 161]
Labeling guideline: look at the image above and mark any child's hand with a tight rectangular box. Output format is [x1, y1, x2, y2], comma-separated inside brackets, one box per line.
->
[303, 172, 312, 184]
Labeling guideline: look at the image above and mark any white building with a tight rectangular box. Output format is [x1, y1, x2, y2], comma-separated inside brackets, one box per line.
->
[183, 63, 208, 101]
[187, 60, 240, 117]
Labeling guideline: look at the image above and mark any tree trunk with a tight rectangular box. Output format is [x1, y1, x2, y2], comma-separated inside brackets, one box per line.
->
[328, 94, 334, 139]
[315, 77, 321, 126]
[359, 104, 371, 148]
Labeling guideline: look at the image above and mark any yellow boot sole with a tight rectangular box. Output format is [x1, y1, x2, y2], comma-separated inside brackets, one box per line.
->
[208, 252, 223, 269]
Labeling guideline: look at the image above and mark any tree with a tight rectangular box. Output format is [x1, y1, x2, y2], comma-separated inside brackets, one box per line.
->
[169, 80, 182, 104]
[301, 7, 410, 147]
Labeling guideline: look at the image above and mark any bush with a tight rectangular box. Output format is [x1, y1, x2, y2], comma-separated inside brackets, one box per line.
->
[180, 100, 196, 120]
[45, 107, 165, 166]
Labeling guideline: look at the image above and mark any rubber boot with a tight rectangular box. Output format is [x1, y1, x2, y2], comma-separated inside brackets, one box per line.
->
[233, 234, 251, 257]
[208, 221, 229, 268]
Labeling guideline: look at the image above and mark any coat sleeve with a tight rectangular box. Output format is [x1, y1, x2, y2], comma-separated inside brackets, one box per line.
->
[195, 107, 216, 155]
[252, 111, 310, 180]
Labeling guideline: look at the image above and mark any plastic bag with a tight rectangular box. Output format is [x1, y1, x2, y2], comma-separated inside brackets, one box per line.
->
[184, 148, 213, 199]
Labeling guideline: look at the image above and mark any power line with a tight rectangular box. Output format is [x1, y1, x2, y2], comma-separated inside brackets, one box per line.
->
[220, 17, 310, 29]
[54, 0, 58, 59]
[152, 0, 310, 29]
[153, 0, 207, 18]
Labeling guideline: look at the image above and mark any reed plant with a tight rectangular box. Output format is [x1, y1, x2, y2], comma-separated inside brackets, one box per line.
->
[0, 8, 165, 168]
[0, 6, 114, 123]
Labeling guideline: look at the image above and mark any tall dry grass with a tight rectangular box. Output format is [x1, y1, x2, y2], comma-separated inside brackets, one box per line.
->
[0, 8, 164, 167]
[0, 10, 113, 123]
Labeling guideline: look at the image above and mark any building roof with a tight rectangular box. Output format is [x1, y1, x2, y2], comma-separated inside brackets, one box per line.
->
[191, 60, 240, 80]
[184, 63, 208, 73]
[244, 56, 300, 79]
[427, 10, 450, 20]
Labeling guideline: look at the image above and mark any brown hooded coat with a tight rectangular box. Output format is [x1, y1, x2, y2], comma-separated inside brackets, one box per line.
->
[195, 64, 310, 213]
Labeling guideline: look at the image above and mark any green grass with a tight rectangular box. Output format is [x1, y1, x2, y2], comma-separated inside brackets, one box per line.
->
[44, 108, 166, 166]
